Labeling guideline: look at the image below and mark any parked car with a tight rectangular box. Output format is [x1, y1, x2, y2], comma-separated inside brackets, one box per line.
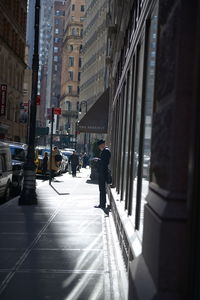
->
[61, 150, 74, 174]
[63, 148, 75, 152]
[0, 142, 12, 202]
[60, 151, 69, 173]
[9, 142, 27, 194]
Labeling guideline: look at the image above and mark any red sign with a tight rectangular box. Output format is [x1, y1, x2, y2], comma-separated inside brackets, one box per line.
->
[53, 107, 61, 115]
[0, 84, 7, 116]
[36, 96, 41, 105]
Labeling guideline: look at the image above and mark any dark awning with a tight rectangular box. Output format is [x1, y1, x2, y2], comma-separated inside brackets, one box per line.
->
[78, 88, 109, 133]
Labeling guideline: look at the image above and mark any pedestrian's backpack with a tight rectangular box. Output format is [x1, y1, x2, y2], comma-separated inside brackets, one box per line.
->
[55, 154, 62, 162]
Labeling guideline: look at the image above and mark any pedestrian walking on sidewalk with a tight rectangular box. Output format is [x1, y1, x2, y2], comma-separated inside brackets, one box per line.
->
[49, 147, 61, 180]
[82, 152, 89, 168]
[96, 140, 111, 209]
[69, 151, 79, 177]
[42, 152, 48, 178]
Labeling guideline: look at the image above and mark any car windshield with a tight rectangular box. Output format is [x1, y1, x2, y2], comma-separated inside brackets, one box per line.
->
[10, 146, 26, 162]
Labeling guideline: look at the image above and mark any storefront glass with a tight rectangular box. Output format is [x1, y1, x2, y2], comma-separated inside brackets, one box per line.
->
[132, 40, 145, 218]
[138, 4, 158, 239]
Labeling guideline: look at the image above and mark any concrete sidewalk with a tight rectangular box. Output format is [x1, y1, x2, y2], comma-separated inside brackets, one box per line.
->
[0, 169, 127, 300]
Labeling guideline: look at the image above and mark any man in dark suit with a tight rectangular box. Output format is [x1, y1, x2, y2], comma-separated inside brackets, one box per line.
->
[69, 151, 79, 177]
[96, 140, 111, 209]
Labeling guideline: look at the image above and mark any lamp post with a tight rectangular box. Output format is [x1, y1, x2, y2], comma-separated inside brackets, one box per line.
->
[79, 101, 87, 152]
[19, 0, 40, 205]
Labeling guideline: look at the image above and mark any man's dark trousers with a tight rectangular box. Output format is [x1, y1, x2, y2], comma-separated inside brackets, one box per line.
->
[71, 164, 77, 176]
[98, 172, 106, 208]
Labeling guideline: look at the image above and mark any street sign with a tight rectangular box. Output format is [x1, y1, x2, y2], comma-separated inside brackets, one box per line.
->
[0, 84, 7, 116]
[53, 107, 61, 115]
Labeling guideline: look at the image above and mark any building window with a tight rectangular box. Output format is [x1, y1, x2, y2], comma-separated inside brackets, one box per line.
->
[68, 86, 72, 94]
[69, 44, 73, 51]
[80, 44, 83, 51]
[72, 4, 75, 11]
[54, 56, 58, 62]
[68, 71, 73, 80]
[54, 47, 58, 53]
[77, 101, 79, 111]
[55, 10, 60, 16]
[55, 28, 59, 34]
[80, 17, 84, 22]
[55, 19, 59, 25]
[78, 72, 81, 81]
[69, 56, 74, 66]
[80, 29, 83, 37]
[54, 65, 58, 71]
[110, 3, 159, 242]
[65, 101, 71, 110]
[72, 28, 76, 35]
[54, 37, 59, 43]
[80, 5, 85, 11]
[138, 4, 158, 239]
[77, 86, 80, 94]
[79, 58, 82, 68]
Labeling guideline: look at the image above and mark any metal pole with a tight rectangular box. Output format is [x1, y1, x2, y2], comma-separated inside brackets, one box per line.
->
[84, 101, 87, 152]
[49, 108, 54, 185]
[19, 0, 40, 205]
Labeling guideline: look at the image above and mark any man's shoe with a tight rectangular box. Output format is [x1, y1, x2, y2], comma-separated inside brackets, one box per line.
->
[94, 204, 105, 209]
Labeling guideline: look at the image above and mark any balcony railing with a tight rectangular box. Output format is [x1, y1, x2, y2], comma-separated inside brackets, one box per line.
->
[60, 92, 79, 101]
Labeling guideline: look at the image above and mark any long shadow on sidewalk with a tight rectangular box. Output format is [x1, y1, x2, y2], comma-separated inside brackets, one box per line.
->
[50, 181, 70, 196]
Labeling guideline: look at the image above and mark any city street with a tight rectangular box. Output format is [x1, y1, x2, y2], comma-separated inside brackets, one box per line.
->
[0, 169, 127, 300]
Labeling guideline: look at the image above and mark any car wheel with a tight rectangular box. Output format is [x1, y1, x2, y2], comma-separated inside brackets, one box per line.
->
[4, 183, 11, 202]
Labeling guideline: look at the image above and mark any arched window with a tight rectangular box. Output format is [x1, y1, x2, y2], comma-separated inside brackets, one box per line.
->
[72, 28, 76, 35]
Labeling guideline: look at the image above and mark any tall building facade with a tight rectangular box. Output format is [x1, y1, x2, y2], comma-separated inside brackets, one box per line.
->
[59, 0, 85, 142]
[77, 0, 108, 151]
[51, 1, 66, 109]
[80, 0, 108, 108]
[0, 0, 28, 142]
[107, 0, 200, 299]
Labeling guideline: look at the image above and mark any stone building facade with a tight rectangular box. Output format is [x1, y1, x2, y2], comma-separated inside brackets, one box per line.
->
[107, 0, 200, 299]
[51, 1, 66, 109]
[78, 0, 109, 151]
[59, 0, 85, 141]
[0, 0, 27, 142]
[80, 0, 108, 108]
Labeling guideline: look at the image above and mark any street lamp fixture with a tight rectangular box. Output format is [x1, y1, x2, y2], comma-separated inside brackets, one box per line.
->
[19, 0, 41, 205]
